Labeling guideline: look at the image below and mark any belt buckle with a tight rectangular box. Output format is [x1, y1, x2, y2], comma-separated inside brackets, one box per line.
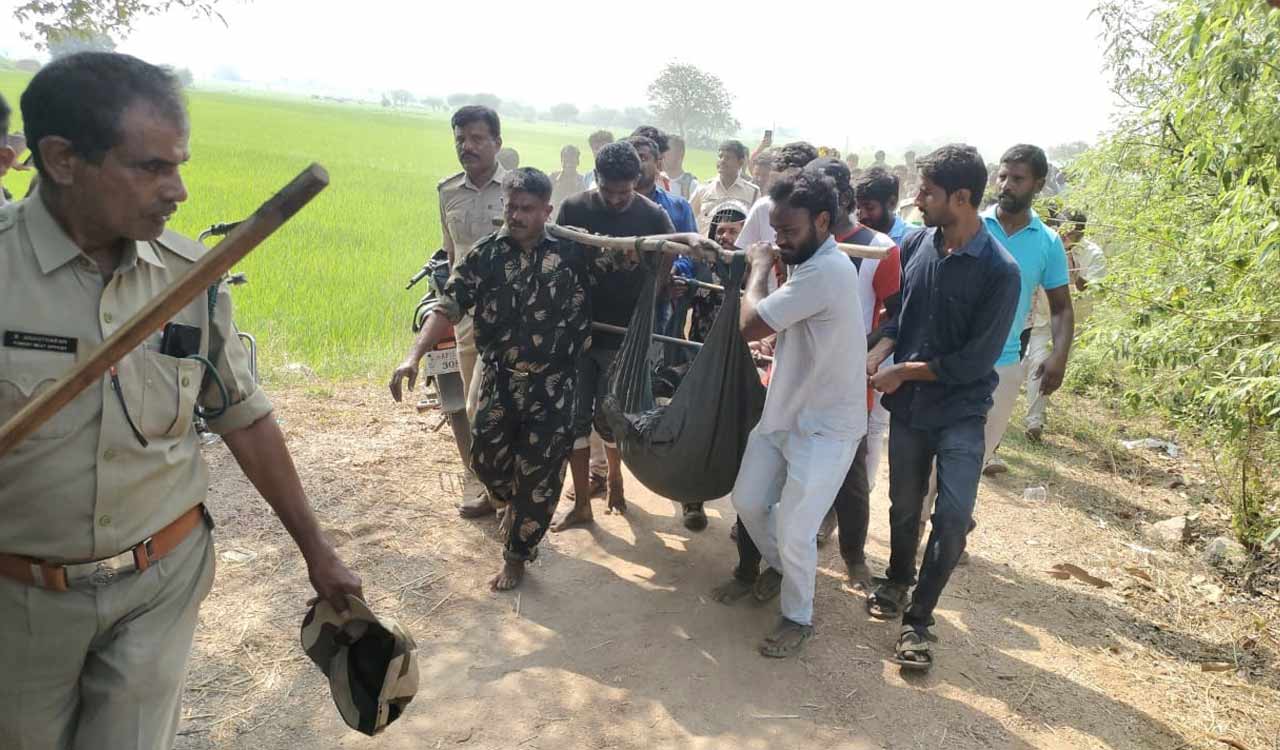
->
[89, 562, 119, 587]
[66, 549, 137, 588]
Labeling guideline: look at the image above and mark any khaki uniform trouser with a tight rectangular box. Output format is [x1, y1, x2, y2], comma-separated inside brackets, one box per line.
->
[0, 523, 215, 750]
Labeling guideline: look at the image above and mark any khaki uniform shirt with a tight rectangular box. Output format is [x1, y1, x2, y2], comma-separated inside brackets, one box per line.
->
[690, 176, 760, 233]
[438, 165, 508, 268]
[0, 191, 271, 562]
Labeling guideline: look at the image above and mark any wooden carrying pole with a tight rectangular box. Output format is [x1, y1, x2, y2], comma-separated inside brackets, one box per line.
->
[0, 163, 330, 457]
[544, 223, 888, 262]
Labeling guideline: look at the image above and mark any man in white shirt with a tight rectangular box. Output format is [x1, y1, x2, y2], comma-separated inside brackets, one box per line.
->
[1024, 208, 1106, 440]
[728, 168, 867, 659]
[690, 140, 760, 232]
[664, 134, 699, 200]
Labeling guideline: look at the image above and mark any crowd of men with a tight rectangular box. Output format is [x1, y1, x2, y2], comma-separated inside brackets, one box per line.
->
[0, 50, 1110, 748]
[386, 101, 1109, 668]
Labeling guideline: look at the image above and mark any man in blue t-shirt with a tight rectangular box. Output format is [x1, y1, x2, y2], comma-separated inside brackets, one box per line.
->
[979, 144, 1075, 474]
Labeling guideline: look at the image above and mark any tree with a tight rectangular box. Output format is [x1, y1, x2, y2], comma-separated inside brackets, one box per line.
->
[388, 89, 413, 107]
[14, 0, 225, 49]
[420, 97, 446, 112]
[584, 106, 620, 127]
[473, 93, 501, 111]
[620, 106, 653, 130]
[1047, 141, 1090, 163]
[167, 66, 194, 88]
[1070, 0, 1280, 545]
[549, 102, 579, 125]
[646, 62, 739, 141]
[446, 93, 472, 106]
[48, 31, 116, 58]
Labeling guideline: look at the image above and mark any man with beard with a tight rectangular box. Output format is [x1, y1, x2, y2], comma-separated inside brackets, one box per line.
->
[551, 142, 712, 531]
[979, 144, 1074, 476]
[726, 168, 866, 658]
[391, 168, 623, 591]
[437, 105, 508, 518]
[865, 144, 1020, 671]
[808, 158, 900, 588]
[855, 166, 912, 247]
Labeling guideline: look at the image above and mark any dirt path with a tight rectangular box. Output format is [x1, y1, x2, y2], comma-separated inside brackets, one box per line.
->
[176, 382, 1277, 750]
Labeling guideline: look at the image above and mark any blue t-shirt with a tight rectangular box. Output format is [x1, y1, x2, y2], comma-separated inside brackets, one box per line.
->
[981, 207, 1070, 366]
[646, 187, 697, 233]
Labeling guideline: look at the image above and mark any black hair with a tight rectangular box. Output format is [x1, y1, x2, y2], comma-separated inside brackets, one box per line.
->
[588, 129, 614, 148]
[768, 168, 839, 224]
[624, 134, 658, 159]
[1000, 143, 1048, 180]
[916, 144, 987, 208]
[1058, 207, 1087, 234]
[503, 167, 552, 202]
[854, 166, 899, 206]
[630, 125, 669, 153]
[668, 134, 685, 152]
[808, 157, 854, 210]
[719, 139, 748, 162]
[0, 92, 10, 133]
[21, 52, 185, 174]
[450, 104, 501, 139]
[775, 142, 820, 172]
[753, 147, 777, 169]
[560, 144, 580, 160]
[594, 141, 641, 182]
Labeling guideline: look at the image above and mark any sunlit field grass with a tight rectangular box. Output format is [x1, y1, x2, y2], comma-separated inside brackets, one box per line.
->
[1, 70, 717, 379]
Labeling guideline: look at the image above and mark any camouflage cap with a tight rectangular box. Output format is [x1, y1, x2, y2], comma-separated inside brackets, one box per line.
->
[301, 595, 419, 736]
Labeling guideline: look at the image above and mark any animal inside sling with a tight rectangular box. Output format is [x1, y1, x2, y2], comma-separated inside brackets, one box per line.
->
[600, 254, 766, 502]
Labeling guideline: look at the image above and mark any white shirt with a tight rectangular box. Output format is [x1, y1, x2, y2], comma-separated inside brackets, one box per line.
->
[739, 196, 779, 292]
[690, 176, 761, 232]
[739, 195, 775, 248]
[756, 237, 867, 438]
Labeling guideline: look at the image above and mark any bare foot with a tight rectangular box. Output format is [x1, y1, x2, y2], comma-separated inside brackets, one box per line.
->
[710, 578, 754, 604]
[552, 502, 594, 532]
[489, 560, 525, 591]
[846, 561, 873, 591]
[606, 482, 627, 515]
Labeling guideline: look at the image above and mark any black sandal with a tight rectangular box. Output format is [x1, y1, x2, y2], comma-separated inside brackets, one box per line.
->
[866, 580, 908, 620]
[894, 625, 933, 671]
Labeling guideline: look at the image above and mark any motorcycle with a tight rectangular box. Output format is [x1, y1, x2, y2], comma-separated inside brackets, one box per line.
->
[406, 249, 471, 468]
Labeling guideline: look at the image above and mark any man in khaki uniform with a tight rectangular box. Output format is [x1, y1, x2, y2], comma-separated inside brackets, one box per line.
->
[0, 52, 362, 750]
[436, 105, 507, 517]
[689, 139, 760, 233]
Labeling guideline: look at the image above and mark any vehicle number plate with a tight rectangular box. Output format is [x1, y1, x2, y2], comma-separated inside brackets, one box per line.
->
[424, 347, 460, 376]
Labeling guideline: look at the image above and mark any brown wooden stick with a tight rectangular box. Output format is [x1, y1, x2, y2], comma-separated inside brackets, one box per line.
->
[547, 224, 888, 262]
[0, 163, 329, 457]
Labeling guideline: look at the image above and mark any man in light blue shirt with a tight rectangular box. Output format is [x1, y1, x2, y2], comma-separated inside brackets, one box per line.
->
[979, 144, 1075, 474]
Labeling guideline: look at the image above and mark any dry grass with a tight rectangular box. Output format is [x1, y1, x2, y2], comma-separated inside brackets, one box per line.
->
[175, 380, 1279, 749]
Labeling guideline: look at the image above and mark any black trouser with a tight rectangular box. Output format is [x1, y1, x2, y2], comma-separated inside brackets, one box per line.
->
[471, 365, 575, 562]
[733, 437, 870, 581]
[885, 415, 985, 630]
[832, 437, 871, 566]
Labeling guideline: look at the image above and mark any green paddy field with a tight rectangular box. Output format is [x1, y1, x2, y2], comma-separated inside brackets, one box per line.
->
[0, 69, 717, 378]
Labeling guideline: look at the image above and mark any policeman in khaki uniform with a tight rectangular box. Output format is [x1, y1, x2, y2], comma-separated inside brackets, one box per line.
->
[436, 105, 507, 518]
[0, 52, 361, 750]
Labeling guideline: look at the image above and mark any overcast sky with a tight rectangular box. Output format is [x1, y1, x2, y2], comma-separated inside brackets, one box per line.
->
[0, 0, 1120, 157]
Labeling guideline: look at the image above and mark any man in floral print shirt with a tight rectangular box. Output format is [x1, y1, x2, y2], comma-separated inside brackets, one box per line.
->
[390, 167, 628, 591]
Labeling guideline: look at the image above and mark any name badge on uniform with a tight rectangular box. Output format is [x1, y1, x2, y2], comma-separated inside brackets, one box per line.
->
[3, 330, 78, 354]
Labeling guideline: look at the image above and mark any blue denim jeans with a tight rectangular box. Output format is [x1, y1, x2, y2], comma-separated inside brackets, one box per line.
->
[886, 414, 985, 629]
